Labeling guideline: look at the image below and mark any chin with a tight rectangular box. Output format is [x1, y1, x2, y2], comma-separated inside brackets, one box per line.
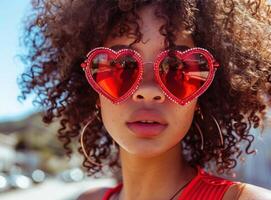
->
[120, 141, 174, 158]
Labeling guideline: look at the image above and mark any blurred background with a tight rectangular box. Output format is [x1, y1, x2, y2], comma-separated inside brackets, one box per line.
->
[0, 1, 270, 200]
[0, 1, 117, 200]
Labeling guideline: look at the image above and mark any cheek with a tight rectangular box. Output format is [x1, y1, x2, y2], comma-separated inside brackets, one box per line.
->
[99, 95, 124, 138]
[172, 109, 194, 135]
[167, 101, 197, 141]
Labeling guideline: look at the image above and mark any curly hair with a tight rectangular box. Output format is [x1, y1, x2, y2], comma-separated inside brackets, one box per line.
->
[18, 0, 271, 177]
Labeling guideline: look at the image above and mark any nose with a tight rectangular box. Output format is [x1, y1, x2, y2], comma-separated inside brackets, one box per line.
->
[131, 62, 166, 104]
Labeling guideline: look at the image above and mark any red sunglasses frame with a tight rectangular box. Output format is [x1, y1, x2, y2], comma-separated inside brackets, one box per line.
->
[81, 47, 220, 106]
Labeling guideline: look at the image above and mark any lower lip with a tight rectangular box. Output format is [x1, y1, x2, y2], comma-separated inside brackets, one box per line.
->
[126, 122, 168, 137]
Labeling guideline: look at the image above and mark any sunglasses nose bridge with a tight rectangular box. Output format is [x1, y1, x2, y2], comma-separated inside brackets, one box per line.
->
[143, 61, 153, 65]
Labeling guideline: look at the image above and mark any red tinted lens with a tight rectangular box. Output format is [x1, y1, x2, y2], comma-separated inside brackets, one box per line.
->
[159, 53, 210, 99]
[90, 53, 139, 98]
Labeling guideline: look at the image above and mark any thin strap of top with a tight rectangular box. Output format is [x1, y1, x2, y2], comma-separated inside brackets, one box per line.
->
[102, 165, 238, 200]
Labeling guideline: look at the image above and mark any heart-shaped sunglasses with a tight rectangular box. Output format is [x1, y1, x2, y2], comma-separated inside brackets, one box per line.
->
[80, 47, 220, 105]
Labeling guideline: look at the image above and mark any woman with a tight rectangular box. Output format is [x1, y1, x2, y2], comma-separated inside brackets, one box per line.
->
[18, 0, 271, 199]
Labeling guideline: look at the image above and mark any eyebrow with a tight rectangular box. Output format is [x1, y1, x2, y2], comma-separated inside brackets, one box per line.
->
[109, 44, 191, 52]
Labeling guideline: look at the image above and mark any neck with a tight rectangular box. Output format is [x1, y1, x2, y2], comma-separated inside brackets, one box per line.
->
[116, 143, 197, 200]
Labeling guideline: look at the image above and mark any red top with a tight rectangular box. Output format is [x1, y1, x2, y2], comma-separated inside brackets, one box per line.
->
[102, 165, 239, 200]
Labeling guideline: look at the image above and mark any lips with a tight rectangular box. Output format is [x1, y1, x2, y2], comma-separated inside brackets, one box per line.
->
[126, 109, 168, 125]
[126, 109, 168, 137]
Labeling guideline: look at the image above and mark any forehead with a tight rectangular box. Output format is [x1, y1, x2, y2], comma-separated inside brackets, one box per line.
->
[103, 5, 194, 52]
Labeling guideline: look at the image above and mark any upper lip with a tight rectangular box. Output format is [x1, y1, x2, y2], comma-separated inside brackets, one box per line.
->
[126, 109, 168, 125]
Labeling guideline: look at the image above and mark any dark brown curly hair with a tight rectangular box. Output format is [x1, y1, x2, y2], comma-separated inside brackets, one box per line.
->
[18, 0, 271, 178]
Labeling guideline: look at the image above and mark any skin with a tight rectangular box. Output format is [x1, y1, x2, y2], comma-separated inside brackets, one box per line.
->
[98, 4, 199, 200]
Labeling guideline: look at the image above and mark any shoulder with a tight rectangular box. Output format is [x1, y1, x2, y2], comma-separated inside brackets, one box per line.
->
[237, 183, 271, 200]
[76, 187, 110, 200]
[198, 167, 271, 200]
[223, 182, 271, 200]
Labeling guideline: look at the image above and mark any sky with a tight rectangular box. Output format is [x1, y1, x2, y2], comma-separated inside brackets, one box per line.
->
[0, 0, 40, 122]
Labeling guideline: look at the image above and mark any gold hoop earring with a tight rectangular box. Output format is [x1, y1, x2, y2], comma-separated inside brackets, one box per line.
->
[80, 103, 118, 167]
[194, 106, 224, 150]
[80, 117, 103, 166]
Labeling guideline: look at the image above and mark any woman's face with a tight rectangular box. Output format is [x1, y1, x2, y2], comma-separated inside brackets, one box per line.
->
[99, 5, 197, 158]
